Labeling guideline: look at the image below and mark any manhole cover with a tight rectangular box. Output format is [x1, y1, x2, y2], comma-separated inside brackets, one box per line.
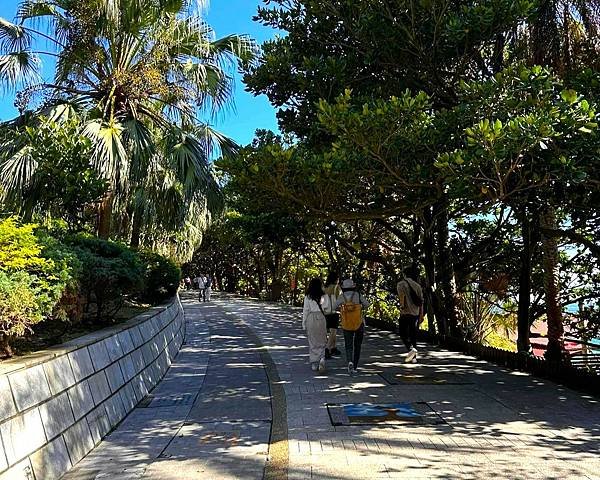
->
[378, 369, 473, 385]
[327, 402, 445, 426]
[138, 393, 196, 408]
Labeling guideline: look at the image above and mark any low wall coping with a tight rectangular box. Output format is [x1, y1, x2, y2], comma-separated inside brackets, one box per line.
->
[0, 297, 176, 377]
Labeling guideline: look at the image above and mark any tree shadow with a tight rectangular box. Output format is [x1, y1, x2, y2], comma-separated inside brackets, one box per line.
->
[64, 293, 599, 480]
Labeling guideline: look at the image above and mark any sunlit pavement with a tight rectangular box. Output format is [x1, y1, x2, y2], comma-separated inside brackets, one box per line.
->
[64, 292, 599, 479]
[218, 295, 600, 480]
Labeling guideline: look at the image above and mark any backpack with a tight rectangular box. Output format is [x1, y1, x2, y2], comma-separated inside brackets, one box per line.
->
[340, 292, 363, 331]
[404, 280, 423, 307]
[321, 293, 336, 315]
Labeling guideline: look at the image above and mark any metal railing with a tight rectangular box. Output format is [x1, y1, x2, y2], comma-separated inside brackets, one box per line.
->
[565, 337, 600, 371]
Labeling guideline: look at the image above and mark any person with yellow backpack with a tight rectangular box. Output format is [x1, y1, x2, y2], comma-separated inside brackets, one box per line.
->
[336, 278, 370, 375]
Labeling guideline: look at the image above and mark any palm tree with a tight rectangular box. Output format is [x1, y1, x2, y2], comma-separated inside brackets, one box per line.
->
[0, 0, 255, 240]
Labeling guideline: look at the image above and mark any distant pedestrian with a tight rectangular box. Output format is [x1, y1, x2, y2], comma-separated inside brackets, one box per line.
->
[184, 276, 192, 290]
[397, 269, 424, 363]
[336, 279, 369, 375]
[205, 275, 212, 301]
[196, 275, 206, 302]
[322, 272, 342, 359]
[201, 275, 209, 302]
[302, 278, 327, 373]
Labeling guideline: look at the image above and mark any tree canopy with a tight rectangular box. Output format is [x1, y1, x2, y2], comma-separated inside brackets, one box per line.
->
[190, 0, 600, 358]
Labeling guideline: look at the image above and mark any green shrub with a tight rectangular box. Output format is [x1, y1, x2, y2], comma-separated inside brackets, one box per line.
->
[0, 219, 181, 354]
[0, 217, 52, 272]
[484, 331, 517, 352]
[0, 272, 42, 355]
[67, 236, 144, 323]
[138, 251, 181, 303]
[0, 218, 79, 354]
[37, 231, 82, 319]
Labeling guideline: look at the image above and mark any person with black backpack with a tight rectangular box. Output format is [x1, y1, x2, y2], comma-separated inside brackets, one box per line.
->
[396, 268, 424, 363]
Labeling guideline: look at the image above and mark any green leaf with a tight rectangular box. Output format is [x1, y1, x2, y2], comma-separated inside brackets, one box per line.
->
[560, 89, 578, 104]
[580, 99, 590, 112]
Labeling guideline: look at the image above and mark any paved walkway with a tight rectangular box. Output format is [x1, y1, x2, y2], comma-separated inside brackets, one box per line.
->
[65, 293, 600, 479]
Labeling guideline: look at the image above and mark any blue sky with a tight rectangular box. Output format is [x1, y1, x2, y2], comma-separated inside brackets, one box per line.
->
[0, 0, 279, 146]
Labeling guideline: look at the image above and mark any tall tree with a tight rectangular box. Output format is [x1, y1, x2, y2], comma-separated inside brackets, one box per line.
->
[520, 0, 600, 359]
[0, 0, 255, 241]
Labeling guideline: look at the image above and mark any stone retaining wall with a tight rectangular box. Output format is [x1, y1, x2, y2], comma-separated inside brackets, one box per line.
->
[0, 295, 185, 480]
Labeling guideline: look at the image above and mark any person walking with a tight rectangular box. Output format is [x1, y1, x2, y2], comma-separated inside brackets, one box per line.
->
[196, 275, 206, 302]
[397, 268, 424, 363]
[322, 272, 342, 359]
[336, 279, 369, 375]
[302, 278, 328, 373]
[205, 275, 212, 301]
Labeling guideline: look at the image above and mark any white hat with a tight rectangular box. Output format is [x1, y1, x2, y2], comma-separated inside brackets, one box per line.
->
[341, 278, 356, 289]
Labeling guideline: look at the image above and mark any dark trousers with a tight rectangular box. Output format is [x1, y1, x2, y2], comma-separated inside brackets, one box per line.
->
[398, 314, 419, 350]
[343, 324, 364, 367]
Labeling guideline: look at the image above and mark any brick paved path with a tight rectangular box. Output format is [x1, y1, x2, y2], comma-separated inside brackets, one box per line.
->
[65, 294, 599, 479]
[64, 295, 270, 479]
[219, 297, 600, 480]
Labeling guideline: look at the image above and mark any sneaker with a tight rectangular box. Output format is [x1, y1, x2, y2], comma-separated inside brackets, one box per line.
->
[352, 368, 359, 375]
[318, 357, 326, 372]
[331, 348, 342, 356]
[311, 363, 318, 371]
[325, 349, 332, 359]
[405, 348, 418, 363]
[348, 362, 354, 375]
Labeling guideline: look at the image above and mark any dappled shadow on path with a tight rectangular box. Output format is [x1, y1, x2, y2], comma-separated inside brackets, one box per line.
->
[63, 293, 599, 480]
[215, 295, 599, 479]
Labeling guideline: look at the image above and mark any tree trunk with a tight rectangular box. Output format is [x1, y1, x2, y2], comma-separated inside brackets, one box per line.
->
[434, 200, 460, 337]
[423, 206, 441, 335]
[410, 215, 421, 274]
[98, 192, 114, 239]
[130, 206, 143, 249]
[517, 205, 533, 353]
[540, 205, 564, 361]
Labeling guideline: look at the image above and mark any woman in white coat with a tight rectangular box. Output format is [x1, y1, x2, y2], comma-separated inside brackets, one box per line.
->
[302, 278, 328, 372]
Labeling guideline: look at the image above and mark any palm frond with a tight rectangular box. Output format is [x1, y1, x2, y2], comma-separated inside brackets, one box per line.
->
[102, 0, 121, 31]
[0, 144, 37, 202]
[165, 128, 211, 196]
[123, 118, 155, 179]
[83, 119, 129, 190]
[16, 0, 58, 24]
[172, 60, 234, 113]
[42, 100, 78, 122]
[0, 51, 40, 93]
[195, 123, 239, 158]
[210, 34, 257, 65]
[0, 17, 32, 52]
